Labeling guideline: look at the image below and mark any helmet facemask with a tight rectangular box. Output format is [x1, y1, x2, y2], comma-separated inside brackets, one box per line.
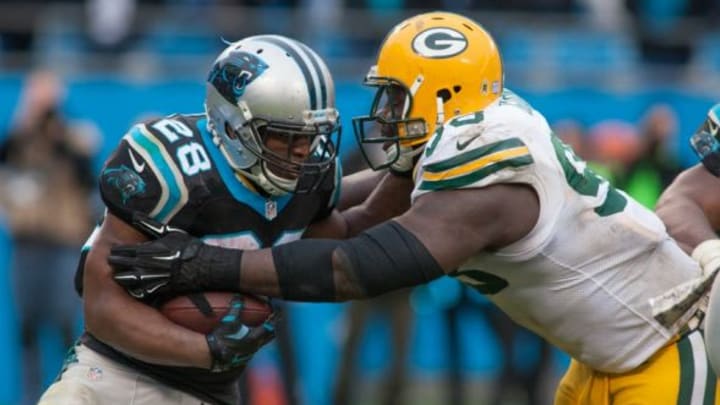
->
[691, 104, 720, 176]
[352, 77, 427, 170]
[236, 116, 340, 195]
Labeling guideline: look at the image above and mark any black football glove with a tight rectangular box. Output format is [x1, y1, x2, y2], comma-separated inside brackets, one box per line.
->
[206, 296, 278, 372]
[109, 213, 241, 301]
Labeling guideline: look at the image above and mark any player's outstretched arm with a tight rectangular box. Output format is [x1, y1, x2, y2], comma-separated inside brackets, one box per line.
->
[110, 183, 538, 302]
[656, 164, 720, 253]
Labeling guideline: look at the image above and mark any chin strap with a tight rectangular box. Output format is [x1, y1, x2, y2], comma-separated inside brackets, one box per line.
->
[242, 164, 295, 197]
[210, 127, 293, 197]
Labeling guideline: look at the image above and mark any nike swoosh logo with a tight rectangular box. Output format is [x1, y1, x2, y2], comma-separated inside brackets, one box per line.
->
[128, 149, 146, 173]
[456, 133, 482, 150]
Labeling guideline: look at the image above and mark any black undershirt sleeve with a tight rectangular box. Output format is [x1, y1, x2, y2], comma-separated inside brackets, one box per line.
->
[272, 220, 444, 301]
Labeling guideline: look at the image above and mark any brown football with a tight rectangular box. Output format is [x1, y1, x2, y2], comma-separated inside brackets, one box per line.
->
[160, 292, 272, 334]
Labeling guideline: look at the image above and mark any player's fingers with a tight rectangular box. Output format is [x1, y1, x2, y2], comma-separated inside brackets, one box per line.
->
[247, 321, 276, 347]
[107, 254, 139, 268]
[108, 245, 139, 258]
[225, 297, 245, 320]
[112, 271, 139, 287]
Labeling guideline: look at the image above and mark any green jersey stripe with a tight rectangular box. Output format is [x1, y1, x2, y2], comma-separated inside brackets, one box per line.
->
[419, 154, 533, 191]
[425, 137, 526, 173]
[677, 334, 694, 405]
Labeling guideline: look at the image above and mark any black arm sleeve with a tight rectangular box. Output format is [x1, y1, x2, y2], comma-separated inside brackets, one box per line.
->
[272, 221, 444, 301]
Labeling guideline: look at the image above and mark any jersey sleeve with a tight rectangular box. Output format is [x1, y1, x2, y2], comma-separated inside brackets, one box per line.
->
[99, 123, 174, 224]
[413, 108, 539, 198]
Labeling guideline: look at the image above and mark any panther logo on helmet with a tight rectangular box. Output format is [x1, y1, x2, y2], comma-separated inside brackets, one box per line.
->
[208, 52, 269, 105]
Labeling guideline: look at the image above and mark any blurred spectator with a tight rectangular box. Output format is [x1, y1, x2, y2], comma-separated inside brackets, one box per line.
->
[0, 70, 100, 405]
[239, 306, 302, 405]
[587, 119, 641, 185]
[625, 0, 714, 65]
[622, 103, 682, 208]
[85, 0, 138, 52]
[0, 0, 46, 54]
[331, 150, 414, 405]
[554, 119, 589, 159]
[413, 277, 554, 405]
[582, 108, 681, 208]
[332, 288, 414, 405]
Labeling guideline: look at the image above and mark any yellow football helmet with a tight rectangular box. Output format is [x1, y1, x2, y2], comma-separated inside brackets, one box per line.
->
[352, 12, 503, 170]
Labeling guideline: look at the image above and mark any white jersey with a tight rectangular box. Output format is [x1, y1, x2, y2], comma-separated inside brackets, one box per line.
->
[412, 90, 702, 373]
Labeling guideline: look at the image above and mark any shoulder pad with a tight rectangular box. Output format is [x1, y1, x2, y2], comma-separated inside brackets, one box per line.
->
[417, 109, 536, 192]
[100, 121, 193, 223]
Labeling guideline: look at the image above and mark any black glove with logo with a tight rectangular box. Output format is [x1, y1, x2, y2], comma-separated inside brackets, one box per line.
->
[206, 297, 278, 372]
[109, 213, 242, 302]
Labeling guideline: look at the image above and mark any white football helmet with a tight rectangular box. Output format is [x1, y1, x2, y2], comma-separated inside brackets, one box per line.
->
[205, 35, 340, 195]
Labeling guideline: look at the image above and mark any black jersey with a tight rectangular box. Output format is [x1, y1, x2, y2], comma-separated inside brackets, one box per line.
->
[76, 113, 341, 405]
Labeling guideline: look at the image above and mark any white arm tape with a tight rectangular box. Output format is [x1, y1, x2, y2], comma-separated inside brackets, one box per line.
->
[692, 239, 720, 277]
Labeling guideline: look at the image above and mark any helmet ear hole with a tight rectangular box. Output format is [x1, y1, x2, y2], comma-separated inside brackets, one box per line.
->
[437, 89, 452, 103]
[453, 86, 462, 93]
[224, 122, 239, 140]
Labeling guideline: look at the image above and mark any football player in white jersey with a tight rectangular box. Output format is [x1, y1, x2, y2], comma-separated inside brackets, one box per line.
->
[109, 12, 719, 404]
[657, 103, 720, 378]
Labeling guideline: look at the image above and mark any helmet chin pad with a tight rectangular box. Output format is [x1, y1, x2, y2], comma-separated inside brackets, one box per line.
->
[248, 163, 297, 196]
[212, 127, 293, 196]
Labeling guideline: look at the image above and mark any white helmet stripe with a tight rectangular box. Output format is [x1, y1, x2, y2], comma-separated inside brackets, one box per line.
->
[255, 35, 320, 110]
[297, 42, 328, 109]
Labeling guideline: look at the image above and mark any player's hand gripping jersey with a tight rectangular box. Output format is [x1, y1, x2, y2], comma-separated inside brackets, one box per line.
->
[77, 113, 340, 404]
[413, 90, 702, 373]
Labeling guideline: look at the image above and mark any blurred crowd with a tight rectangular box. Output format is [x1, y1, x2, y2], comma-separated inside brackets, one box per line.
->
[0, 71, 101, 405]
[2, 0, 720, 70]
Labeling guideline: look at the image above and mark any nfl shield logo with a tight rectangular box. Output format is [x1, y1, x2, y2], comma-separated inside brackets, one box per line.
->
[265, 200, 277, 220]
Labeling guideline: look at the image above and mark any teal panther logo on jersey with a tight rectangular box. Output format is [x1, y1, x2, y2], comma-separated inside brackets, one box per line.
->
[208, 51, 269, 105]
[102, 165, 146, 204]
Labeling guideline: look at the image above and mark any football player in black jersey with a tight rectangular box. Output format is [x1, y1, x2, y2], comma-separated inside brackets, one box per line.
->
[38, 35, 411, 405]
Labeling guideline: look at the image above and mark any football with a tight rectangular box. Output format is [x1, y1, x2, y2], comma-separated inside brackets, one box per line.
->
[160, 292, 272, 334]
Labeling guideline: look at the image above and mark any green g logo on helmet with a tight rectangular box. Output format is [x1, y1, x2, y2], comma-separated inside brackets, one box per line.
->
[412, 27, 468, 58]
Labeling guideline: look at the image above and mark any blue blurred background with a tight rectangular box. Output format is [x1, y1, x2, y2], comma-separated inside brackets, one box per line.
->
[0, 1, 719, 404]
